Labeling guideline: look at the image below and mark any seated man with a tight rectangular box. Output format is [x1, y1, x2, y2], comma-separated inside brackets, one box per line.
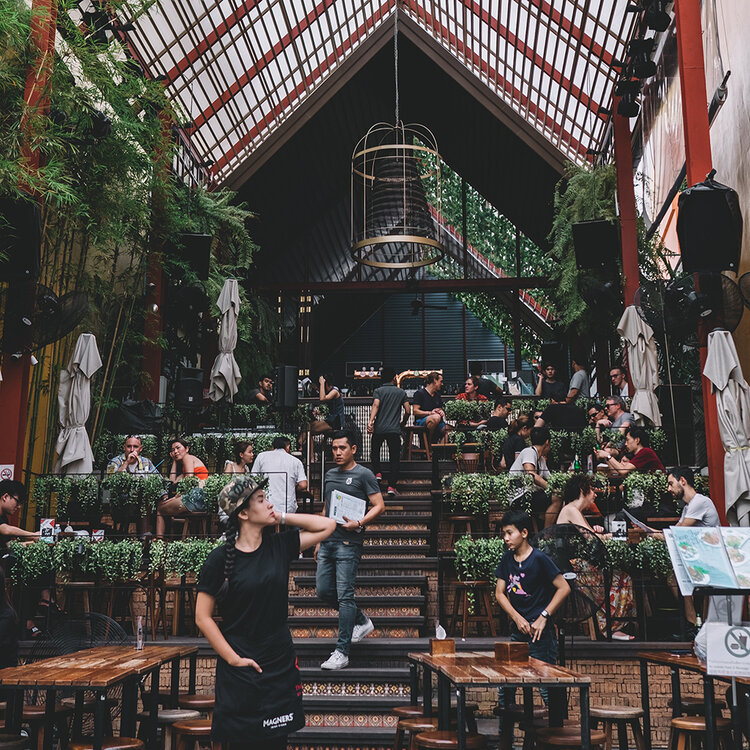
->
[610, 365, 630, 398]
[596, 426, 664, 476]
[597, 396, 633, 433]
[308, 373, 346, 436]
[509, 427, 561, 527]
[535, 387, 586, 431]
[587, 403, 605, 427]
[470, 364, 501, 400]
[486, 397, 510, 430]
[411, 371, 447, 443]
[107, 435, 166, 535]
[251, 436, 308, 514]
[248, 375, 274, 404]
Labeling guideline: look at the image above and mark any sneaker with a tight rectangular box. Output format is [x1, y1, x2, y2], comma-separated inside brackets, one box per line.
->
[375, 473, 383, 481]
[387, 486, 398, 496]
[320, 650, 349, 670]
[351, 617, 375, 643]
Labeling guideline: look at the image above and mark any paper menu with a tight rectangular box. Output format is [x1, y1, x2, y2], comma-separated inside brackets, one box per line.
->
[720, 528, 750, 588]
[664, 529, 695, 596]
[671, 527, 738, 589]
[329, 489, 366, 525]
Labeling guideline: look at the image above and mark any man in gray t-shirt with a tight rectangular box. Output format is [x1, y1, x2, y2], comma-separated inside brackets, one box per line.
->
[666, 468, 721, 527]
[368, 367, 410, 495]
[567, 357, 590, 403]
[317, 431, 385, 670]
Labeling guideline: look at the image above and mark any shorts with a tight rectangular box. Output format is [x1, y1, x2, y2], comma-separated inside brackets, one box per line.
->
[182, 486, 207, 512]
[415, 416, 446, 432]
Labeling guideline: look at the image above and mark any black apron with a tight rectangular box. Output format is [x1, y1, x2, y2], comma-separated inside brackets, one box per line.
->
[212, 629, 304, 741]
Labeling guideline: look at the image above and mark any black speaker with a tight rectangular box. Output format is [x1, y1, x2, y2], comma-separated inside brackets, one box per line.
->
[677, 174, 742, 273]
[175, 367, 204, 409]
[0, 197, 41, 282]
[572, 220, 620, 273]
[274, 365, 298, 409]
[656, 384, 695, 465]
[178, 233, 212, 280]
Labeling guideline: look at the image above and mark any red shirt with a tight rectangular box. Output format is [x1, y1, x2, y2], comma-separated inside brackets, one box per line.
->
[455, 392, 487, 402]
[628, 447, 664, 472]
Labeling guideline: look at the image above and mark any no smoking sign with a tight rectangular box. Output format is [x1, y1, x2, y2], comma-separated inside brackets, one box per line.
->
[0, 465, 14, 481]
[707, 623, 750, 677]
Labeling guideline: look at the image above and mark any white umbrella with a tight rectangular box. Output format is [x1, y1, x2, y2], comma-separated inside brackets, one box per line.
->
[208, 278, 242, 402]
[703, 329, 750, 526]
[54, 333, 102, 474]
[616, 305, 661, 426]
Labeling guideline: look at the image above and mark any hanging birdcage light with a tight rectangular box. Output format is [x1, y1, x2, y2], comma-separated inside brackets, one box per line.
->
[350, 11, 444, 269]
[350, 122, 444, 268]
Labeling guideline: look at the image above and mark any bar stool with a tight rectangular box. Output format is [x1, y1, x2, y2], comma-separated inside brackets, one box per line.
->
[446, 516, 478, 548]
[590, 706, 646, 750]
[136, 709, 200, 750]
[535, 727, 608, 749]
[406, 427, 432, 460]
[172, 513, 208, 540]
[396, 717, 441, 750]
[449, 581, 497, 637]
[669, 716, 733, 750]
[177, 694, 215, 719]
[493, 703, 548, 750]
[66, 739, 143, 750]
[0, 735, 29, 750]
[393, 704, 479, 750]
[171, 719, 212, 750]
[23, 703, 73, 750]
[414, 730, 487, 749]
[668, 698, 727, 717]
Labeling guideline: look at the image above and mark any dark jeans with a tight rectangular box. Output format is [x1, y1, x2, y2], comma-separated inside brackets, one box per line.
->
[501, 623, 559, 706]
[316, 540, 368, 656]
[370, 432, 401, 486]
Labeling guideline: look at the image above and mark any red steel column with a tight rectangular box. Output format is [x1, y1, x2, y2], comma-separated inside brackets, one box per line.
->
[674, 0, 726, 521]
[0, 0, 58, 487]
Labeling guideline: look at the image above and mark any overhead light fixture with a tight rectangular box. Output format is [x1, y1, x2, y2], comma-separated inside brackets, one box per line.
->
[615, 79, 643, 118]
[628, 38, 656, 79]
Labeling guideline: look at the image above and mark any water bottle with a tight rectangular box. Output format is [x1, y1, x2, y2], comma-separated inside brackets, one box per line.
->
[136, 616, 144, 650]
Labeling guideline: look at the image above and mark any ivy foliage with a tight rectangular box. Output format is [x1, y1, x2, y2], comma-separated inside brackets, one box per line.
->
[454, 535, 506, 584]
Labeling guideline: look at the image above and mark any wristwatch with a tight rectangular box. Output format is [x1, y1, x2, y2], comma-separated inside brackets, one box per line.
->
[541, 609, 550, 619]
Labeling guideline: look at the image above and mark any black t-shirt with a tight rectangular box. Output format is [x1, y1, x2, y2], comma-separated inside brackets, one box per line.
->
[541, 379, 567, 398]
[477, 378, 497, 399]
[495, 547, 561, 622]
[486, 416, 508, 431]
[0, 607, 18, 669]
[0, 513, 10, 552]
[540, 403, 586, 431]
[197, 530, 300, 640]
[249, 388, 272, 404]
[502, 433, 527, 469]
[412, 387, 443, 414]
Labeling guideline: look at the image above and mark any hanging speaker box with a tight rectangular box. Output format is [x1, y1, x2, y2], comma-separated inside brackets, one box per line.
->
[677, 174, 743, 273]
[0, 197, 41, 282]
[572, 220, 620, 273]
[172, 233, 212, 280]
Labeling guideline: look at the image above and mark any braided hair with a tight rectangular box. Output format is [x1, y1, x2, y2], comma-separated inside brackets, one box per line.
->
[215, 512, 240, 603]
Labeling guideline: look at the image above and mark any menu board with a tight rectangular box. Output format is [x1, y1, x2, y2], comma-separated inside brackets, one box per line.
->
[670, 527, 749, 590]
[720, 528, 750, 588]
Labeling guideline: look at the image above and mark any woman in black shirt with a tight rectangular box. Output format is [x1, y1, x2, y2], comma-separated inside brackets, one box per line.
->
[196, 475, 335, 749]
[502, 414, 532, 470]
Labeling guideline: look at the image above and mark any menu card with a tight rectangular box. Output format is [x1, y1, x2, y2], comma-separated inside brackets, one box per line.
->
[720, 528, 750, 588]
[669, 527, 749, 592]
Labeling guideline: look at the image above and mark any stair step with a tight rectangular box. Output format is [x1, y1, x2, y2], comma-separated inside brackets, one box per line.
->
[300, 665, 410, 681]
[290, 725, 396, 747]
[291, 615, 423, 638]
[292, 585, 424, 597]
[302, 696, 411, 710]
[290, 595, 425, 606]
[291, 558, 438, 573]
[294, 574, 428, 587]
[363, 529, 428, 539]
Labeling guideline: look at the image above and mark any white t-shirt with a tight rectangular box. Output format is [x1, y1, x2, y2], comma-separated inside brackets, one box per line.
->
[679, 492, 721, 527]
[509, 446, 550, 479]
[251, 448, 307, 513]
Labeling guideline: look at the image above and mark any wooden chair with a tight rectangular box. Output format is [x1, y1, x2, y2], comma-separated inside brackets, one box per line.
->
[406, 426, 432, 460]
[449, 581, 497, 637]
[590, 706, 646, 750]
[171, 719, 212, 750]
[669, 716, 733, 750]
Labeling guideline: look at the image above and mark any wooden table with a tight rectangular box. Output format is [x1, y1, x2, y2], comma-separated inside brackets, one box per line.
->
[638, 650, 750, 750]
[0, 645, 197, 750]
[409, 651, 592, 750]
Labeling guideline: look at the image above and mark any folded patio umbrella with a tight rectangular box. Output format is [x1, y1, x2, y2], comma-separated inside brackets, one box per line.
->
[703, 329, 750, 526]
[208, 278, 242, 402]
[54, 332, 102, 474]
[616, 305, 661, 427]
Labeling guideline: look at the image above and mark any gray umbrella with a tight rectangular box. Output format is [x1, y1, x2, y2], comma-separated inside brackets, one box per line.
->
[209, 278, 242, 402]
[54, 333, 102, 474]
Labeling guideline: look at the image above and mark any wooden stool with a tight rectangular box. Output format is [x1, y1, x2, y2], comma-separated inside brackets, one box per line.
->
[172, 719, 212, 750]
[136, 709, 200, 750]
[414, 730, 487, 749]
[177, 694, 215, 719]
[668, 698, 727, 717]
[0, 735, 29, 750]
[407, 426, 432, 461]
[590, 706, 646, 750]
[494, 704, 548, 750]
[172, 513, 209, 540]
[669, 716, 733, 750]
[394, 704, 479, 750]
[59, 582, 97, 616]
[66, 739, 143, 750]
[23, 703, 73, 750]
[450, 581, 497, 637]
[396, 717, 440, 750]
[536, 727, 608, 748]
[447, 516, 477, 548]
[394, 705, 427, 719]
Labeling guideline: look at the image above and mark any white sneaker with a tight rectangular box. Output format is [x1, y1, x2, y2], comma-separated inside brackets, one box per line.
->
[351, 617, 375, 643]
[320, 650, 349, 670]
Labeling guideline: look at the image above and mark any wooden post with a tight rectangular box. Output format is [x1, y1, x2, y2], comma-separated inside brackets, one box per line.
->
[674, 0, 726, 521]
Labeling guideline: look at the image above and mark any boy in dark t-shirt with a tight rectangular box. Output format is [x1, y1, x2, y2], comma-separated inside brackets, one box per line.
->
[495, 508, 570, 703]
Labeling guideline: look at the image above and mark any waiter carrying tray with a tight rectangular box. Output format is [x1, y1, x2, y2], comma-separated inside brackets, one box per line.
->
[316, 430, 385, 670]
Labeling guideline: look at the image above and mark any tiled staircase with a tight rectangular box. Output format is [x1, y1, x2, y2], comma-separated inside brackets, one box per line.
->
[289, 460, 441, 749]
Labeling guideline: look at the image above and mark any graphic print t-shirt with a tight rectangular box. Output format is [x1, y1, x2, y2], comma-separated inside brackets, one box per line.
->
[495, 547, 561, 622]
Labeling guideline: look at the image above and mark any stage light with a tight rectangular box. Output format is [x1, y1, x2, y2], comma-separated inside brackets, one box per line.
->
[628, 38, 656, 79]
[616, 80, 643, 118]
[644, 0, 671, 32]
